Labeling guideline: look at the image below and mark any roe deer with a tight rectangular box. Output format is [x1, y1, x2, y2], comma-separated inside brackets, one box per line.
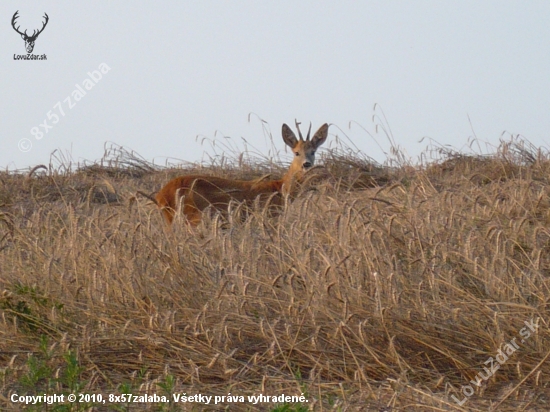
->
[156, 122, 329, 225]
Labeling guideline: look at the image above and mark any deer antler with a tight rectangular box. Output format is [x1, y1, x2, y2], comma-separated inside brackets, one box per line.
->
[11, 11, 49, 40]
[306, 122, 312, 141]
[295, 119, 304, 141]
[31, 13, 49, 39]
[11, 11, 26, 37]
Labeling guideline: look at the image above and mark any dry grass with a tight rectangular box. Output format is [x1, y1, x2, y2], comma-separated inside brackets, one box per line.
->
[0, 139, 549, 411]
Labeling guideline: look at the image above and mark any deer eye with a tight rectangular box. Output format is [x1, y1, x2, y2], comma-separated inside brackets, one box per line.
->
[295, 152, 300, 156]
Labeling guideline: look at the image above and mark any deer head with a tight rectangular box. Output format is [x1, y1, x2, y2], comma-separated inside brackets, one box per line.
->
[12, 11, 49, 54]
[282, 120, 329, 172]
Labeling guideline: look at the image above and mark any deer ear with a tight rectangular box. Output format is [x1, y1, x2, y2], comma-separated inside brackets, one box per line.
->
[282, 124, 298, 148]
[311, 124, 329, 149]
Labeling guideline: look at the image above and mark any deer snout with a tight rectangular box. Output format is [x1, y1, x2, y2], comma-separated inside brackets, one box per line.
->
[303, 161, 312, 169]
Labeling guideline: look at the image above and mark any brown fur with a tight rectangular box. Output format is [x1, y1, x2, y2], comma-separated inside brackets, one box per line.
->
[156, 122, 329, 225]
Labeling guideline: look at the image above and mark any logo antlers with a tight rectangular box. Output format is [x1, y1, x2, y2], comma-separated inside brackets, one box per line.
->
[12, 11, 49, 54]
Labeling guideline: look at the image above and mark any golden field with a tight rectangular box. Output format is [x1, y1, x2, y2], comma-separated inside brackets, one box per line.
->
[0, 138, 549, 411]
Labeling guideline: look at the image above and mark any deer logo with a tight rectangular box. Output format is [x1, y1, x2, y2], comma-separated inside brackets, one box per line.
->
[11, 11, 49, 54]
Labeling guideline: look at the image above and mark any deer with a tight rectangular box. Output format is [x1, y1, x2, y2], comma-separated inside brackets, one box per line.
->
[155, 122, 329, 226]
[11, 11, 49, 54]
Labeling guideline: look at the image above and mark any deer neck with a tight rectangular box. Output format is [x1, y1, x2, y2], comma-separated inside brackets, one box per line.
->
[249, 165, 304, 195]
[280, 167, 304, 195]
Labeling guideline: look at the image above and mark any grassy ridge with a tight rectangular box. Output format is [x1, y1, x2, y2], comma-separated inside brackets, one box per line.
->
[0, 140, 549, 411]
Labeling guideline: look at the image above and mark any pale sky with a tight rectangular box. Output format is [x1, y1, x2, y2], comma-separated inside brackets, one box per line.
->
[2, 1, 550, 170]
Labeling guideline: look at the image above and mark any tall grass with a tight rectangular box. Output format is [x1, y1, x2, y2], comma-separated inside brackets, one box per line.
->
[0, 138, 549, 411]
